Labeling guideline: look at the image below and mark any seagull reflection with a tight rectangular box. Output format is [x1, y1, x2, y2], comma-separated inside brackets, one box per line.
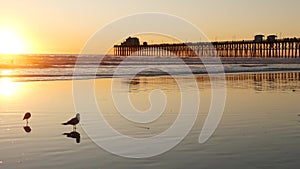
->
[23, 125, 31, 133]
[63, 131, 81, 143]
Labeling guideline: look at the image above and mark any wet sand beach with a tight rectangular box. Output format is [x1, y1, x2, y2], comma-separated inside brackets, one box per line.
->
[0, 72, 299, 168]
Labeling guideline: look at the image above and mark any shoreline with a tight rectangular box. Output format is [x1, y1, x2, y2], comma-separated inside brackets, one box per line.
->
[3, 68, 300, 83]
[0, 56, 300, 69]
[0, 56, 300, 82]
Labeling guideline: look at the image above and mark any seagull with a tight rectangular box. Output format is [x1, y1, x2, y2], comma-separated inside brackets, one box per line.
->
[23, 112, 31, 124]
[62, 113, 80, 130]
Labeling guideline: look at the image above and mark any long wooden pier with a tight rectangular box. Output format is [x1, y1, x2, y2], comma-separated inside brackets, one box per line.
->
[114, 37, 300, 58]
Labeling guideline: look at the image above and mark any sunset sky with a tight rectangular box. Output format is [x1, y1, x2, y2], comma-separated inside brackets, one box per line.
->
[0, 0, 299, 54]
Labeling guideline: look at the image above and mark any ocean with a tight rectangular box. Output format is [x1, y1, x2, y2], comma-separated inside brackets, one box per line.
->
[1, 54, 300, 81]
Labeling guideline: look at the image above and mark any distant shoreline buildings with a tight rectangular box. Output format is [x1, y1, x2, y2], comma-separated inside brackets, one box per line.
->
[114, 35, 300, 58]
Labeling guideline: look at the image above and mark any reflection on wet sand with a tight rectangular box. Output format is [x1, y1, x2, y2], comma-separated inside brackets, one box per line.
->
[125, 72, 300, 92]
[106, 72, 300, 137]
[0, 71, 299, 168]
[23, 125, 31, 133]
[63, 131, 81, 143]
[225, 72, 300, 91]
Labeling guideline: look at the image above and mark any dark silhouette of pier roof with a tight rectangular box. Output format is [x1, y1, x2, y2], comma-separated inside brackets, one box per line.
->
[121, 37, 140, 46]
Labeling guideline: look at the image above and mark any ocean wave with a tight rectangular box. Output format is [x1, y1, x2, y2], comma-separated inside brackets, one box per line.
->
[1, 55, 300, 81]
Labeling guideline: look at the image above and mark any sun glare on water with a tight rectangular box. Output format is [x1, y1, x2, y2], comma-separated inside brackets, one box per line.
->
[0, 70, 18, 96]
[0, 29, 27, 54]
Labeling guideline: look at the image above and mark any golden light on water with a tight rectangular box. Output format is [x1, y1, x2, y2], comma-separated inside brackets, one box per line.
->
[0, 78, 16, 96]
[0, 70, 18, 97]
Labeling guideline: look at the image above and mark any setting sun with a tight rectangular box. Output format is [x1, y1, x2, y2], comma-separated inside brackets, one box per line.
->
[0, 29, 27, 54]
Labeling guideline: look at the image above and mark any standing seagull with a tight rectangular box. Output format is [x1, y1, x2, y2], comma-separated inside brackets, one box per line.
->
[62, 113, 80, 130]
[23, 112, 31, 124]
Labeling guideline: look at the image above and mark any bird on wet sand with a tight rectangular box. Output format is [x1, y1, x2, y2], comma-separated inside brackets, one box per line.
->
[23, 112, 31, 124]
[62, 113, 80, 130]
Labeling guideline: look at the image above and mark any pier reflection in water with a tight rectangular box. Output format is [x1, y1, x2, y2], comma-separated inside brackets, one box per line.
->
[124, 72, 300, 92]
[99, 71, 300, 138]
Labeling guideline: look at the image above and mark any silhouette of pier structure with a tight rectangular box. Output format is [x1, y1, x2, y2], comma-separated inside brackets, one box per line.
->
[114, 35, 300, 58]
